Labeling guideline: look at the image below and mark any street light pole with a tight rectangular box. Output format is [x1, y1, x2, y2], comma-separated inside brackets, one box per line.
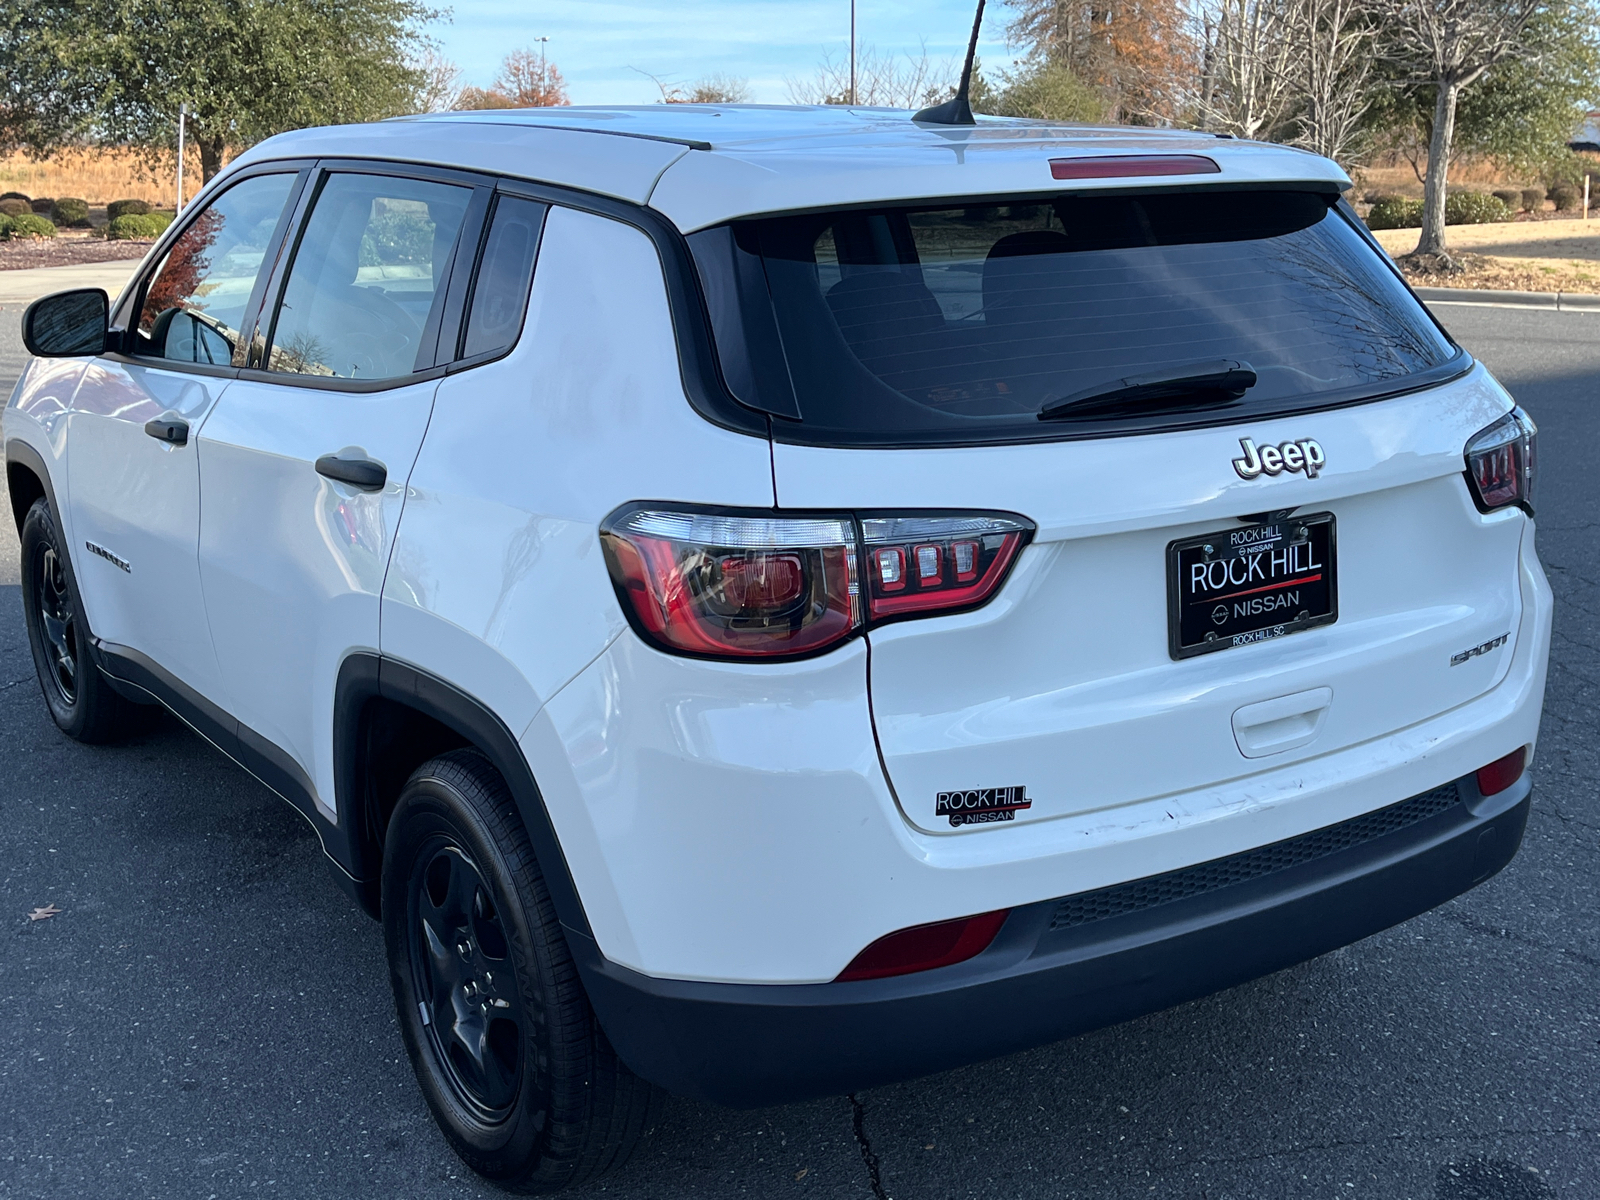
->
[534, 35, 550, 103]
[176, 102, 188, 211]
[850, 0, 857, 104]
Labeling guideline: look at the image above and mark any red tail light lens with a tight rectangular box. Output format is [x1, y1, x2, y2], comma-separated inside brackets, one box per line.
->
[836, 910, 1010, 982]
[1476, 746, 1528, 797]
[861, 514, 1030, 622]
[1464, 407, 1537, 515]
[602, 506, 1035, 660]
[601, 509, 860, 659]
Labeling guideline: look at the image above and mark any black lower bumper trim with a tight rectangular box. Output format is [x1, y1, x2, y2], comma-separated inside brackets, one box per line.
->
[573, 771, 1531, 1108]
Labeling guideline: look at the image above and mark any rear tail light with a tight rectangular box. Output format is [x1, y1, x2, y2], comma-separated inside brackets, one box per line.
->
[600, 509, 859, 659]
[1476, 746, 1528, 797]
[861, 514, 1029, 621]
[836, 910, 1010, 982]
[601, 506, 1034, 660]
[1464, 407, 1537, 515]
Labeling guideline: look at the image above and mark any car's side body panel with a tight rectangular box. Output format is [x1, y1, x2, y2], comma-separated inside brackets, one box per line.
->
[65, 358, 231, 706]
[380, 204, 777, 742]
[197, 375, 441, 821]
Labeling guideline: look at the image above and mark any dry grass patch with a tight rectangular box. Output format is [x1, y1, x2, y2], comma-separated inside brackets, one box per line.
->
[0, 148, 178, 205]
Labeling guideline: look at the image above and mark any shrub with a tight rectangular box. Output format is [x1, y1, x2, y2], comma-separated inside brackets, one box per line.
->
[1492, 189, 1521, 207]
[0, 191, 27, 202]
[50, 197, 88, 225]
[30, 197, 53, 213]
[1366, 196, 1425, 229]
[0, 198, 29, 217]
[6, 213, 57, 239]
[106, 212, 173, 240]
[0, 215, 9, 238]
[106, 198, 152, 220]
[1521, 187, 1546, 211]
[1550, 183, 1581, 211]
[1445, 191, 1513, 225]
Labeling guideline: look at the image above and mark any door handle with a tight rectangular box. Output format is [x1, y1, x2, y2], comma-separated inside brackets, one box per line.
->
[315, 452, 387, 492]
[143, 412, 189, 445]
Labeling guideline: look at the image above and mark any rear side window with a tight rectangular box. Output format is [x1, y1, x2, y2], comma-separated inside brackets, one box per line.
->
[264, 173, 472, 380]
[689, 190, 1460, 446]
[460, 195, 544, 360]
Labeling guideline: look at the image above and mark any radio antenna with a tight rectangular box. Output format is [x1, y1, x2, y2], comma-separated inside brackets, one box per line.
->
[913, 0, 985, 125]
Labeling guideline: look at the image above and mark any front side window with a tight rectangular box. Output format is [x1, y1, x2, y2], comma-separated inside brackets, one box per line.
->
[134, 172, 296, 366]
[265, 173, 472, 380]
[690, 189, 1461, 446]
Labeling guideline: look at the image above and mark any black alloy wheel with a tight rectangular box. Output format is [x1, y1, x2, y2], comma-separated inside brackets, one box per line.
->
[19, 497, 138, 742]
[383, 750, 660, 1191]
[33, 543, 78, 706]
[408, 841, 527, 1123]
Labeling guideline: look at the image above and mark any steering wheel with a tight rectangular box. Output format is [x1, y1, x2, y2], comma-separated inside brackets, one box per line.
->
[320, 286, 420, 377]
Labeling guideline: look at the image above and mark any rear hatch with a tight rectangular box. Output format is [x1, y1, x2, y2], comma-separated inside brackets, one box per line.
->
[689, 183, 1527, 834]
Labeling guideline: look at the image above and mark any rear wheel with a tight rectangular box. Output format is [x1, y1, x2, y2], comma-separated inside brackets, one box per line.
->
[382, 750, 660, 1192]
[20, 497, 138, 742]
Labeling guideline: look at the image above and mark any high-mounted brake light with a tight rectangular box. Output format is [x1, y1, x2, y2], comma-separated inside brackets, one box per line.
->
[601, 507, 1034, 660]
[1464, 407, 1537, 515]
[1049, 154, 1221, 181]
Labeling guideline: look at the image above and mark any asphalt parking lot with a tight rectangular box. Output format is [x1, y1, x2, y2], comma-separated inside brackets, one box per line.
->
[1, 301, 1597, 1200]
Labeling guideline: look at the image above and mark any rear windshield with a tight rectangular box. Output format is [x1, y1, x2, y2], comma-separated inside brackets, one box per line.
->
[688, 189, 1461, 446]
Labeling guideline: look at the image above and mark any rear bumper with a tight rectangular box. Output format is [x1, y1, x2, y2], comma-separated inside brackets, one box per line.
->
[573, 769, 1531, 1107]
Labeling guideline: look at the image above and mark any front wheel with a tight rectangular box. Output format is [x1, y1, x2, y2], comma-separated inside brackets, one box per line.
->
[382, 750, 660, 1192]
[20, 497, 138, 743]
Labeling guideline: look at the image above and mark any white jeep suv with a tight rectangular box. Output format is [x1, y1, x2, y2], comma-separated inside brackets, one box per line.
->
[6, 107, 1549, 1191]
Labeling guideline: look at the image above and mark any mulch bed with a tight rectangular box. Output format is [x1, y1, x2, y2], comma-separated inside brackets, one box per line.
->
[1394, 250, 1600, 293]
[0, 235, 154, 270]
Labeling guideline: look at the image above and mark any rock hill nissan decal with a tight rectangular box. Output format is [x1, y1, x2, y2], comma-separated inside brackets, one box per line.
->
[1233, 437, 1326, 480]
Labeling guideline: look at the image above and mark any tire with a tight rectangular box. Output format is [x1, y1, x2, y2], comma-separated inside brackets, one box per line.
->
[382, 750, 661, 1192]
[19, 497, 138, 743]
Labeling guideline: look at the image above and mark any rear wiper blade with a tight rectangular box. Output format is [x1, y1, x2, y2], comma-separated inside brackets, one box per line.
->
[1037, 359, 1257, 421]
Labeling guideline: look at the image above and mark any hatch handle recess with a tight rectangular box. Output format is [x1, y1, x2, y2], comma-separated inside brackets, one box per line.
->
[1231, 687, 1332, 759]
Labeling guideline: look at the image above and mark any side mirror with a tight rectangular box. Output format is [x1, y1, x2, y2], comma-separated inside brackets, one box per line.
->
[22, 288, 109, 357]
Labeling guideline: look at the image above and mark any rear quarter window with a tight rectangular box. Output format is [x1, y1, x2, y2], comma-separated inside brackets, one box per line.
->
[689, 188, 1461, 447]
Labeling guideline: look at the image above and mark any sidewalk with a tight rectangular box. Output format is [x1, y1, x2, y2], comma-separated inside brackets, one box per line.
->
[0, 260, 144, 305]
[1411, 286, 1600, 311]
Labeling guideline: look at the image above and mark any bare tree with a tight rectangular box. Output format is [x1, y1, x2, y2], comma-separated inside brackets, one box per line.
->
[493, 47, 571, 107]
[786, 44, 957, 109]
[413, 47, 463, 113]
[1196, 0, 1297, 140]
[1285, 0, 1376, 164]
[634, 69, 752, 104]
[1376, 0, 1543, 256]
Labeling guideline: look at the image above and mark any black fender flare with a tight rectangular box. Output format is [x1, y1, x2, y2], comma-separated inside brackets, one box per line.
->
[334, 652, 593, 939]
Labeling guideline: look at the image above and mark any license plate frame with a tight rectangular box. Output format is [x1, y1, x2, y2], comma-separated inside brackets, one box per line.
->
[1167, 513, 1338, 660]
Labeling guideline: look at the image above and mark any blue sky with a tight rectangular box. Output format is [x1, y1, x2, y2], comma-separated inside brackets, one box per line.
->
[429, 1, 1024, 105]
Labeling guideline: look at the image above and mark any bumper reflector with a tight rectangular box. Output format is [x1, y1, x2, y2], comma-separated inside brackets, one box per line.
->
[836, 910, 1009, 982]
[1476, 746, 1528, 798]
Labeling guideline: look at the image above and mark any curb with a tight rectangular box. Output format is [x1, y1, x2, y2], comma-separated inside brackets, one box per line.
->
[1413, 286, 1600, 311]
